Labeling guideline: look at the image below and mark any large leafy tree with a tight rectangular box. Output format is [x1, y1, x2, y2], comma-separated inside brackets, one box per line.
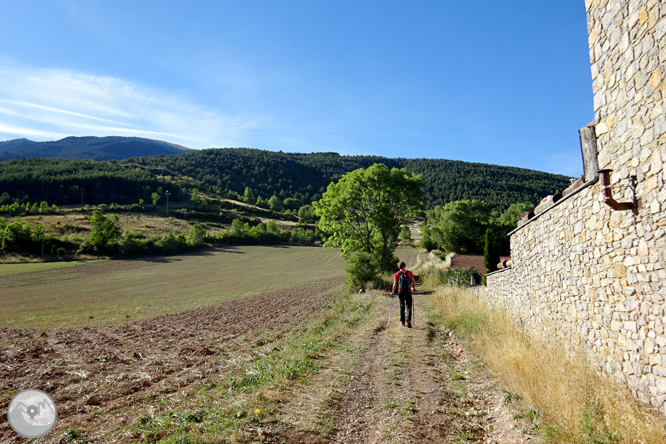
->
[88, 209, 121, 253]
[428, 200, 491, 254]
[314, 164, 423, 285]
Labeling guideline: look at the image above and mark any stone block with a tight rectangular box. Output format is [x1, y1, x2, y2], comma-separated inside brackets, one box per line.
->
[657, 378, 666, 394]
[656, 17, 666, 41]
[652, 108, 666, 131]
[626, 297, 639, 311]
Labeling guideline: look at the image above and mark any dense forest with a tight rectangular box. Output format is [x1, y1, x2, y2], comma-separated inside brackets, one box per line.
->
[0, 147, 571, 211]
[0, 158, 184, 206]
[0, 136, 190, 161]
[126, 149, 572, 211]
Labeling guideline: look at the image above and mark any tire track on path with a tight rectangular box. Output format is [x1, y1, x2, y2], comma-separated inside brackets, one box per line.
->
[277, 291, 537, 443]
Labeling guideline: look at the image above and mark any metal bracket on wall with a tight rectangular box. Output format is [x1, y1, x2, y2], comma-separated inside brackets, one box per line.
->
[598, 169, 640, 215]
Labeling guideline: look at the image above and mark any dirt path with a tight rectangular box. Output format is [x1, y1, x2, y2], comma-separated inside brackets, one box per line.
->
[275, 290, 536, 444]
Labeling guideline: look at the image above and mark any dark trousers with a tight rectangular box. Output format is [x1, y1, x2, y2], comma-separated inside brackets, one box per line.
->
[398, 291, 412, 323]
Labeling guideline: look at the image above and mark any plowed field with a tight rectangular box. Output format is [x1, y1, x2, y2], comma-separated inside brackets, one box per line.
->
[0, 278, 344, 442]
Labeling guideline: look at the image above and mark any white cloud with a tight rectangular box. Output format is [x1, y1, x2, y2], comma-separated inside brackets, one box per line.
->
[0, 63, 259, 148]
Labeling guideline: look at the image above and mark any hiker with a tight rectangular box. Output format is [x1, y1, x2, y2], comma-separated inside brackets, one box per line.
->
[392, 261, 416, 328]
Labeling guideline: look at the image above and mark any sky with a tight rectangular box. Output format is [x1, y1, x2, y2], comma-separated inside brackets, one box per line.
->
[0, 0, 593, 176]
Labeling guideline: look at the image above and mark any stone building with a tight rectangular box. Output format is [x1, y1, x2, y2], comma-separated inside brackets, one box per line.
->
[485, 0, 666, 411]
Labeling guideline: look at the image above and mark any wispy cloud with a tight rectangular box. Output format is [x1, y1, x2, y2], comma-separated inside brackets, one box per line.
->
[0, 63, 258, 148]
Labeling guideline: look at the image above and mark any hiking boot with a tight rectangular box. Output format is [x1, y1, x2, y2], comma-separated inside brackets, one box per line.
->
[407, 320, 412, 328]
[401, 322, 405, 326]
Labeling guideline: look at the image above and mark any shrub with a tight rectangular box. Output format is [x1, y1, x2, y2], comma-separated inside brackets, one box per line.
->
[344, 252, 380, 291]
[187, 223, 207, 246]
[120, 231, 148, 257]
[289, 227, 314, 244]
[422, 266, 481, 287]
[154, 232, 188, 254]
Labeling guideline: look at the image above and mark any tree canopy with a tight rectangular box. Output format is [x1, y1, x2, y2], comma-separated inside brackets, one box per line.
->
[427, 200, 491, 254]
[314, 164, 423, 287]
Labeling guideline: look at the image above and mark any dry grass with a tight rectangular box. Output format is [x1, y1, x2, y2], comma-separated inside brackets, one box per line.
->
[430, 286, 666, 443]
[15, 209, 196, 240]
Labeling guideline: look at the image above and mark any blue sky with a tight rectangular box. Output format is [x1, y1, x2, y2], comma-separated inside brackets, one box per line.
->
[0, 1, 592, 176]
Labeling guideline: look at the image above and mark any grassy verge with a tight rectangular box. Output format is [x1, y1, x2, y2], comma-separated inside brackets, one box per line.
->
[429, 286, 666, 443]
[113, 292, 372, 443]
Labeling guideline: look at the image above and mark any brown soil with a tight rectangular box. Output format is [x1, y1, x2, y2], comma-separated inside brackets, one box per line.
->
[275, 291, 537, 444]
[0, 278, 343, 443]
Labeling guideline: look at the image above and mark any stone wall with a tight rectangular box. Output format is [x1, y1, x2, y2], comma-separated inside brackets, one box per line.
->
[485, 0, 666, 411]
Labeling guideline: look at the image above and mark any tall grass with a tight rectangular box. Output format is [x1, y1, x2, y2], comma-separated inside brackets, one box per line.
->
[430, 286, 666, 443]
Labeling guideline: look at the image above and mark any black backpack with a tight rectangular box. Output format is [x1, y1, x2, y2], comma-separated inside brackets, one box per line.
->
[398, 271, 411, 292]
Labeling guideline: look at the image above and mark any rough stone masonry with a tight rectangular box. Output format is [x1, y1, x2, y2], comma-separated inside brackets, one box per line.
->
[485, 0, 666, 412]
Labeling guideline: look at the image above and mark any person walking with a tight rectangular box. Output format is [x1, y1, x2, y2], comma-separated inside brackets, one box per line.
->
[392, 261, 416, 328]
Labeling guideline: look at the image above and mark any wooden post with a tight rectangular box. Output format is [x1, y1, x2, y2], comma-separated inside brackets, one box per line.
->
[579, 122, 599, 182]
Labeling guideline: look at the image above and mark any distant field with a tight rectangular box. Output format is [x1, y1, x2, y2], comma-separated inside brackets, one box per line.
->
[0, 260, 98, 276]
[0, 245, 345, 329]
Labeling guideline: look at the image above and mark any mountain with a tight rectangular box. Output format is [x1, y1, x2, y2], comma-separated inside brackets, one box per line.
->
[0, 136, 191, 161]
[0, 145, 571, 211]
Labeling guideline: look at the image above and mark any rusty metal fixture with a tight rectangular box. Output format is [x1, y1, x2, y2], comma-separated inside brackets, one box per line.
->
[598, 169, 637, 213]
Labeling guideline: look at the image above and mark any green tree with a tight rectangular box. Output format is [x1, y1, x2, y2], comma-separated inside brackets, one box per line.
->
[231, 218, 246, 236]
[428, 200, 490, 254]
[151, 192, 161, 205]
[484, 223, 502, 273]
[243, 187, 256, 205]
[0, 218, 33, 252]
[256, 196, 268, 208]
[418, 223, 437, 251]
[267, 195, 282, 211]
[314, 164, 423, 287]
[188, 222, 207, 245]
[283, 197, 302, 211]
[297, 205, 316, 223]
[191, 188, 205, 206]
[87, 209, 121, 253]
[267, 220, 281, 236]
[399, 224, 413, 246]
[499, 202, 534, 227]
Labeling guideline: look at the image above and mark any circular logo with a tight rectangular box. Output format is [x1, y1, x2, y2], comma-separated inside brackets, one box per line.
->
[7, 389, 57, 438]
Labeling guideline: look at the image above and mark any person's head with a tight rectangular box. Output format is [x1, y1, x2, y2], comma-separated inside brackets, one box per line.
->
[399, 261, 406, 270]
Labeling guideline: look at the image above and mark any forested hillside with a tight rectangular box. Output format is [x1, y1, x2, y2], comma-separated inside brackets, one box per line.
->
[126, 149, 571, 210]
[0, 158, 184, 206]
[0, 147, 571, 211]
[0, 136, 190, 161]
